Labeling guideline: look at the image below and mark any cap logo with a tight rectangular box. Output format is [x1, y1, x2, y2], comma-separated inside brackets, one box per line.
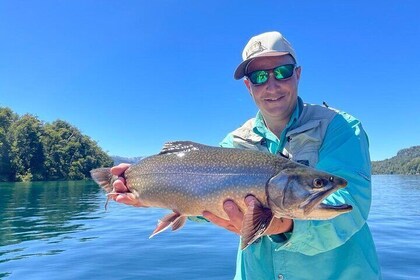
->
[245, 41, 266, 59]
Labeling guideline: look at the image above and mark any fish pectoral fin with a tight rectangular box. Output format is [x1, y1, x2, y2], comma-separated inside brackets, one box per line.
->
[149, 212, 184, 238]
[240, 201, 273, 250]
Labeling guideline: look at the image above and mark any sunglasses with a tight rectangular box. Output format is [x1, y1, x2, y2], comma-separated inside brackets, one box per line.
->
[246, 64, 296, 85]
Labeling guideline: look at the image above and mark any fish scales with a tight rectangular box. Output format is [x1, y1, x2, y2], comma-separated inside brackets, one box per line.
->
[125, 146, 286, 219]
[91, 141, 351, 249]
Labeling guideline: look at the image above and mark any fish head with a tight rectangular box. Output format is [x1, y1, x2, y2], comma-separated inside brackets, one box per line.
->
[267, 167, 352, 220]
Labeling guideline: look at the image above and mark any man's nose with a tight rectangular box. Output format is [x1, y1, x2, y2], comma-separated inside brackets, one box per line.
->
[265, 72, 278, 88]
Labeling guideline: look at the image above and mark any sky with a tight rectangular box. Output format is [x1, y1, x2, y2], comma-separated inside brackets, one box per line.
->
[0, 1, 419, 161]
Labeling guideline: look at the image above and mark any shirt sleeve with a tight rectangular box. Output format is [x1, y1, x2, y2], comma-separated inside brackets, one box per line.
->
[277, 112, 372, 255]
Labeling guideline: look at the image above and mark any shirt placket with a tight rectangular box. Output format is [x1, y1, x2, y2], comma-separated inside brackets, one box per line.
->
[272, 246, 288, 280]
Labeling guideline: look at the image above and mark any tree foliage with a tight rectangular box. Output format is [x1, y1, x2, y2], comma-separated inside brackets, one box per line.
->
[8, 114, 45, 181]
[0, 107, 113, 182]
[372, 146, 420, 175]
[0, 108, 18, 181]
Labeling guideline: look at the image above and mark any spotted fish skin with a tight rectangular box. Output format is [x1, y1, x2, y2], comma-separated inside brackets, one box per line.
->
[91, 141, 351, 249]
[123, 142, 290, 219]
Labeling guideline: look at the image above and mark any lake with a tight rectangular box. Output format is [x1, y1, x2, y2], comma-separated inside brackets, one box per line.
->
[0, 175, 419, 279]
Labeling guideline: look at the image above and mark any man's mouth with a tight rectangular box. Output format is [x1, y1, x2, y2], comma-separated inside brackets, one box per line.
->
[264, 96, 283, 102]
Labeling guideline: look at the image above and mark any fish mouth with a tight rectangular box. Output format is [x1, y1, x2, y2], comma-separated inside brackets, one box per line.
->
[319, 203, 353, 212]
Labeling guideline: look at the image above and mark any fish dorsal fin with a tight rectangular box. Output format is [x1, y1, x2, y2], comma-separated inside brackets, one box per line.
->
[241, 200, 273, 250]
[159, 141, 211, 155]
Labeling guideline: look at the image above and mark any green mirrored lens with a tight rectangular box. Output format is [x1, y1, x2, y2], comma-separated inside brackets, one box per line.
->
[247, 64, 295, 85]
[273, 64, 295, 79]
[249, 70, 268, 85]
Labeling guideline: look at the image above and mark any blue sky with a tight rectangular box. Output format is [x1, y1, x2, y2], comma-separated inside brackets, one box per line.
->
[1, 1, 419, 161]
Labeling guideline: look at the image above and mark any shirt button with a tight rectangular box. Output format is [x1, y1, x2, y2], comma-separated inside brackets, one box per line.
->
[278, 274, 284, 280]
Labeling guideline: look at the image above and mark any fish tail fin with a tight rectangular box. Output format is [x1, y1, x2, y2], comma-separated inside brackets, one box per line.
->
[241, 200, 273, 250]
[90, 168, 116, 193]
[149, 212, 187, 238]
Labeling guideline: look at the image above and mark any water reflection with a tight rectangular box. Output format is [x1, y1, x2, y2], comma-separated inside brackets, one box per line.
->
[0, 180, 239, 279]
[0, 180, 101, 249]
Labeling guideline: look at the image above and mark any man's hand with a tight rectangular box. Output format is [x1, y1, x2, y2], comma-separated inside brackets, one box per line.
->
[110, 163, 145, 207]
[203, 196, 293, 235]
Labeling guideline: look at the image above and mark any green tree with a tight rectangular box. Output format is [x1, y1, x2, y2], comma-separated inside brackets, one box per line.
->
[0, 108, 114, 182]
[404, 158, 420, 175]
[8, 114, 46, 181]
[0, 107, 18, 181]
[42, 120, 76, 180]
[372, 146, 420, 175]
[42, 120, 113, 180]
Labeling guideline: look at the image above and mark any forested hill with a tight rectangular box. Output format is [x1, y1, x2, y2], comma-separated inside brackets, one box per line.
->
[372, 146, 420, 175]
[0, 107, 113, 182]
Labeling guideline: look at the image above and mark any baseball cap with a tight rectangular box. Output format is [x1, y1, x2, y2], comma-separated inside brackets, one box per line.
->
[234, 31, 298, 80]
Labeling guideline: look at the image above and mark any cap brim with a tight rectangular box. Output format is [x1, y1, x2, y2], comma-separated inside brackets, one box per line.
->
[233, 51, 290, 80]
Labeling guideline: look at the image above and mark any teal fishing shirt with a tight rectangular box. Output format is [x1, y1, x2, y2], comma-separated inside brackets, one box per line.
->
[220, 100, 381, 280]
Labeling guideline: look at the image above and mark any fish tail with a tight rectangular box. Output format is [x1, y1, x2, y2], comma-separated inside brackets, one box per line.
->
[90, 168, 116, 193]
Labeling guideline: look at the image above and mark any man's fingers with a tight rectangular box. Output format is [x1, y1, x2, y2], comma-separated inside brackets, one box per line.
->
[244, 195, 260, 206]
[113, 177, 128, 192]
[223, 200, 244, 230]
[115, 193, 144, 207]
[108, 163, 147, 207]
[110, 163, 131, 176]
[203, 211, 240, 234]
[202, 200, 244, 235]
[202, 211, 228, 226]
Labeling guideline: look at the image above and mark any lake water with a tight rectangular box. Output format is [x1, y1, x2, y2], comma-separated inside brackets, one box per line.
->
[0, 175, 419, 279]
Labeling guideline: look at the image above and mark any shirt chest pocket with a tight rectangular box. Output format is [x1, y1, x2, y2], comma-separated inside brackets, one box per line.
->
[285, 120, 323, 167]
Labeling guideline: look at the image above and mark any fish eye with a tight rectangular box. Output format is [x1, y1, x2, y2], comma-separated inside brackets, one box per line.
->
[313, 178, 324, 188]
[329, 176, 334, 182]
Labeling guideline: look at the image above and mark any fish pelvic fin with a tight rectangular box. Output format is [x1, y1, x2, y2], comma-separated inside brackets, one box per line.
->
[149, 212, 187, 239]
[241, 200, 273, 250]
[90, 168, 116, 193]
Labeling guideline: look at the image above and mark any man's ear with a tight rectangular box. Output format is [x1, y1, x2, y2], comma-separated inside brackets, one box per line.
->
[295, 66, 302, 82]
[244, 79, 253, 96]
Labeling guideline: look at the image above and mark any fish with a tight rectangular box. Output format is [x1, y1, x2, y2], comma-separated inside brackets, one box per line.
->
[90, 141, 352, 249]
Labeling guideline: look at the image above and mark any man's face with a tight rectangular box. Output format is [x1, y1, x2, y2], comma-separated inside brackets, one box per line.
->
[244, 54, 301, 122]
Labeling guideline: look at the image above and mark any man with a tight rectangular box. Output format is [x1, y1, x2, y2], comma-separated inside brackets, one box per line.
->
[111, 31, 381, 279]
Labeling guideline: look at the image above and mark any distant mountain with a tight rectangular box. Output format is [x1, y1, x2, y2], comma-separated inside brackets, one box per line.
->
[372, 146, 420, 175]
[111, 156, 143, 166]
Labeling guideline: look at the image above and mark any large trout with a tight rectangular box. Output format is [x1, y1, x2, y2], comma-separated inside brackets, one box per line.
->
[91, 141, 352, 249]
